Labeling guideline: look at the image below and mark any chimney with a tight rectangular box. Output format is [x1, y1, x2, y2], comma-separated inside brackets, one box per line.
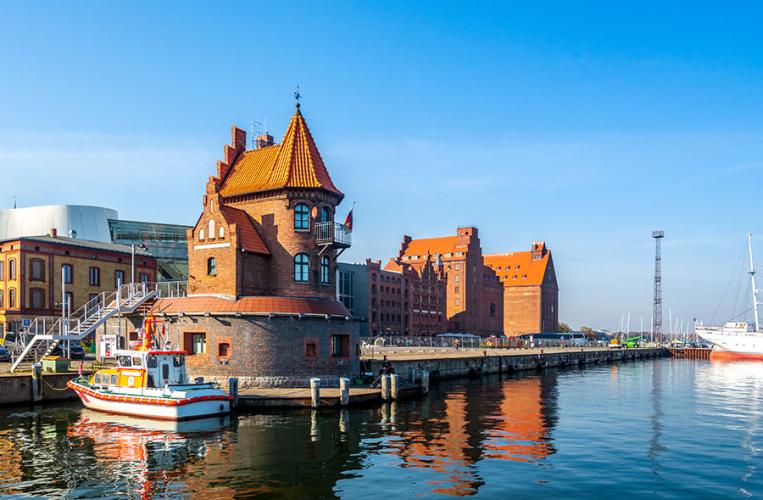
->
[256, 133, 274, 149]
[49, 228, 57, 238]
[232, 126, 247, 151]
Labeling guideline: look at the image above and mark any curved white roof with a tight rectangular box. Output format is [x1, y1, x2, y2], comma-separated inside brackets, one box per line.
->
[0, 204, 118, 243]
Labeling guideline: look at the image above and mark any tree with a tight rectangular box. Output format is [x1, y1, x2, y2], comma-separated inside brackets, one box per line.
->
[558, 322, 572, 333]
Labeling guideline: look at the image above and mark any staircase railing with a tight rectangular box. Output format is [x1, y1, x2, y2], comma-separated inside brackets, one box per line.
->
[10, 282, 156, 372]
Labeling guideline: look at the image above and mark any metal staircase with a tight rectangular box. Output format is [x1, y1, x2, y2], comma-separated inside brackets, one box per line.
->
[10, 282, 156, 372]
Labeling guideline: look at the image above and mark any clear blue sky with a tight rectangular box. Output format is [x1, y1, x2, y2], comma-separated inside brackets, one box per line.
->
[1, 1, 762, 331]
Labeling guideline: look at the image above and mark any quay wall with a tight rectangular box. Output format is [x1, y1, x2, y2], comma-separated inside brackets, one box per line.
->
[365, 348, 668, 382]
[0, 373, 78, 405]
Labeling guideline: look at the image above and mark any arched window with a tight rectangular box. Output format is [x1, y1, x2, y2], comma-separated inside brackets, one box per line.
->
[30, 259, 44, 282]
[321, 256, 331, 284]
[208, 219, 215, 239]
[8, 288, 16, 309]
[294, 203, 310, 231]
[321, 207, 331, 223]
[199, 229, 205, 241]
[207, 257, 216, 276]
[8, 259, 16, 280]
[219, 226, 225, 239]
[294, 253, 309, 282]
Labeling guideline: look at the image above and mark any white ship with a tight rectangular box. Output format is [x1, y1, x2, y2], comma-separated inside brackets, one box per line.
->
[696, 233, 763, 360]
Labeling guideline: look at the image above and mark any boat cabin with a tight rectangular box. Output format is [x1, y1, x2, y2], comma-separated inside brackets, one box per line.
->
[91, 350, 190, 389]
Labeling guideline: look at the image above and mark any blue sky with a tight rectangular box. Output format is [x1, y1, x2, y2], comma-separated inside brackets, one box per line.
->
[1, 1, 762, 331]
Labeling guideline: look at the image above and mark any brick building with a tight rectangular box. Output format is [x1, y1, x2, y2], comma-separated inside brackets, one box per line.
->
[395, 227, 503, 336]
[111, 104, 359, 387]
[0, 230, 156, 338]
[484, 241, 559, 336]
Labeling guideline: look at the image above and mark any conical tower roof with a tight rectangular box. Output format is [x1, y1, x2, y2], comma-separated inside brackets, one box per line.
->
[219, 107, 343, 198]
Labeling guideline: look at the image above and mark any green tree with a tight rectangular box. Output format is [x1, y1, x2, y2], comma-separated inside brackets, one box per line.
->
[558, 322, 572, 333]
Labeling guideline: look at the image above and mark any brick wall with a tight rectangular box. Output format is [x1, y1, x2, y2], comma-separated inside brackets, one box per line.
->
[102, 313, 360, 388]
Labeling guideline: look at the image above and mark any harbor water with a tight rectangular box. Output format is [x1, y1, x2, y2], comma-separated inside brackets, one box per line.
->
[0, 357, 761, 498]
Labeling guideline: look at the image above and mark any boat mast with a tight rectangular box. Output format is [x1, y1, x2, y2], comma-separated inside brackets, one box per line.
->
[748, 233, 760, 333]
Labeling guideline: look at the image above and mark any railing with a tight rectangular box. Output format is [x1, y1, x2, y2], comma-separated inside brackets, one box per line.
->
[152, 280, 188, 298]
[315, 222, 352, 247]
[10, 282, 156, 371]
[359, 335, 608, 355]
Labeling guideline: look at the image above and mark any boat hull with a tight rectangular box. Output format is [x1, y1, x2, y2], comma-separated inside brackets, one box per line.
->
[67, 381, 232, 421]
[709, 350, 763, 362]
[697, 329, 763, 362]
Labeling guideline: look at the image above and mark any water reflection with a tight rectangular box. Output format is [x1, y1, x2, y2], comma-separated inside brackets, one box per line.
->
[0, 360, 760, 498]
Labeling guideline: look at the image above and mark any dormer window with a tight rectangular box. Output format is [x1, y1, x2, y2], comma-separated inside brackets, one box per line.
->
[294, 203, 310, 231]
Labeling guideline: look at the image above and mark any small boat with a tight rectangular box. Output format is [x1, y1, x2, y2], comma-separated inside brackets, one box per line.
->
[68, 316, 232, 420]
[697, 233, 763, 361]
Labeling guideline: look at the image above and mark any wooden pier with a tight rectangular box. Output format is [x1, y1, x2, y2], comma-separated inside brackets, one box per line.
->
[667, 347, 712, 359]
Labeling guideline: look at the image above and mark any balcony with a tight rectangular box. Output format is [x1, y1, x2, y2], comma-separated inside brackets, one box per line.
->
[315, 222, 352, 251]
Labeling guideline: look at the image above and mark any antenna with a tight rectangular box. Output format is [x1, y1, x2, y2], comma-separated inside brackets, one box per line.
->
[652, 230, 664, 340]
[250, 121, 263, 149]
[748, 233, 760, 332]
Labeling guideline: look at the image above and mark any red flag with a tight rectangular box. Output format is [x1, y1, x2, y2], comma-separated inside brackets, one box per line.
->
[343, 207, 353, 232]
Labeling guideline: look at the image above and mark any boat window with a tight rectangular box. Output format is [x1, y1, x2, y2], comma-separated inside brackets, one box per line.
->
[147, 355, 157, 368]
[173, 356, 184, 367]
[110, 374, 118, 385]
[132, 357, 142, 366]
[117, 355, 131, 367]
[162, 364, 169, 381]
[94, 374, 101, 384]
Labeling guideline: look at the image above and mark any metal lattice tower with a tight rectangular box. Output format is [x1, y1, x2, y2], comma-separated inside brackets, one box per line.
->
[652, 230, 664, 339]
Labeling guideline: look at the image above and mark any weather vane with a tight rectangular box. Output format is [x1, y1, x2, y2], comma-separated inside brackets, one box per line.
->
[294, 85, 301, 108]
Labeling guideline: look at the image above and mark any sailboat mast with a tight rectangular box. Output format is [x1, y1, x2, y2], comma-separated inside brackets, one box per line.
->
[748, 233, 760, 333]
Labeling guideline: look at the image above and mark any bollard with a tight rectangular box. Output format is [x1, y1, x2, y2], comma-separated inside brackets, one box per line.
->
[421, 369, 430, 395]
[381, 374, 391, 401]
[228, 377, 239, 408]
[390, 374, 400, 400]
[31, 363, 43, 402]
[310, 378, 321, 408]
[339, 377, 350, 406]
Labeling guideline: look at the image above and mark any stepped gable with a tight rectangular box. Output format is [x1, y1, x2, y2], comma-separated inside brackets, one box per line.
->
[219, 107, 343, 198]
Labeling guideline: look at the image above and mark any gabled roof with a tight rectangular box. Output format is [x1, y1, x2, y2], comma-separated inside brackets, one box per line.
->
[483, 250, 551, 287]
[219, 107, 343, 198]
[402, 236, 464, 257]
[219, 206, 270, 255]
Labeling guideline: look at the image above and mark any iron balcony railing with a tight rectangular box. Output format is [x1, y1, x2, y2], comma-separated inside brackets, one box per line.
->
[315, 222, 352, 248]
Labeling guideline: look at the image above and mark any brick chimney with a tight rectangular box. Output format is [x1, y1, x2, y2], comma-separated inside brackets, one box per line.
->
[256, 133, 274, 148]
[399, 235, 413, 258]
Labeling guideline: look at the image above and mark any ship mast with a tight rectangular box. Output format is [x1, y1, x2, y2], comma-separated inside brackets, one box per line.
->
[748, 233, 760, 333]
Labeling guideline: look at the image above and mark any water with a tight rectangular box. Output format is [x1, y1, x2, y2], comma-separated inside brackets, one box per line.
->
[0, 358, 761, 498]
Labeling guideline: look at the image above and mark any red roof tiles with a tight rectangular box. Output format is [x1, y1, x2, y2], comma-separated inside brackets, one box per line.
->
[219, 205, 269, 255]
[219, 108, 343, 198]
[150, 296, 350, 316]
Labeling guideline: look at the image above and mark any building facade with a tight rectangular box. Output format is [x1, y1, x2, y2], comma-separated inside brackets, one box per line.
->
[396, 227, 503, 336]
[0, 230, 156, 338]
[110, 104, 359, 387]
[0, 204, 190, 282]
[484, 241, 559, 336]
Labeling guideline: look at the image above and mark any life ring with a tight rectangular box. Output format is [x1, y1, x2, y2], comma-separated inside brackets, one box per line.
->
[127, 376, 135, 387]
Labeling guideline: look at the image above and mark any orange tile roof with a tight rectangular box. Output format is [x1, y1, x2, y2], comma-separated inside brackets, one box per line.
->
[150, 296, 350, 316]
[402, 236, 464, 257]
[483, 251, 550, 287]
[219, 107, 343, 198]
[219, 206, 270, 255]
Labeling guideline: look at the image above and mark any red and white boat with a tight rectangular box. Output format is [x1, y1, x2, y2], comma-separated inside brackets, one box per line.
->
[697, 233, 763, 361]
[68, 316, 232, 420]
